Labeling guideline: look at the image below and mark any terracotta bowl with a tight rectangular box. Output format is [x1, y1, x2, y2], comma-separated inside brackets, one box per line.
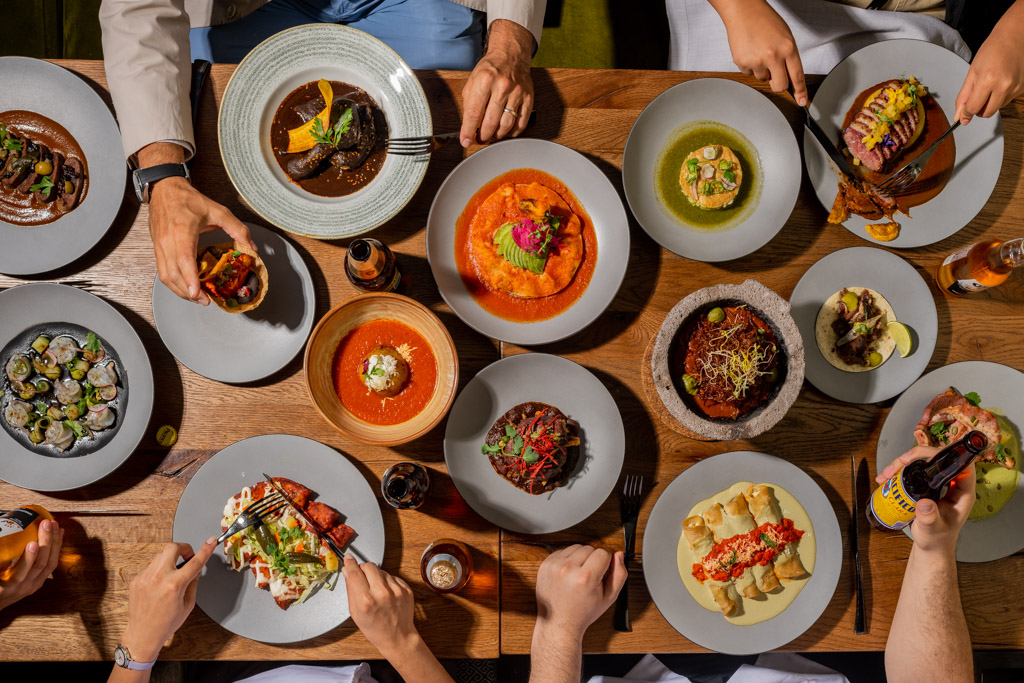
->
[304, 293, 459, 446]
[650, 279, 805, 441]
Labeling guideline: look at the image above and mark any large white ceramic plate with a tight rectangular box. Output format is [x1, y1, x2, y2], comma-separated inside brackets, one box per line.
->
[622, 78, 801, 262]
[790, 246, 937, 403]
[173, 434, 385, 643]
[152, 222, 316, 383]
[0, 57, 126, 275]
[426, 139, 630, 345]
[0, 283, 153, 491]
[218, 24, 431, 239]
[877, 361, 1024, 562]
[806, 39, 1003, 248]
[444, 353, 625, 534]
[643, 451, 842, 654]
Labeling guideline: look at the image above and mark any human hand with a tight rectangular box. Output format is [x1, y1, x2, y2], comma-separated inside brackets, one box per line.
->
[120, 538, 217, 662]
[343, 554, 420, 658]
[877, 446, 975, 554]
[0, 518, 63, 611]
[954, 3, 1024, 125]
[713, 0, 807, 106]
[460, 19, 534, 147]
[535, 545, 627, 639]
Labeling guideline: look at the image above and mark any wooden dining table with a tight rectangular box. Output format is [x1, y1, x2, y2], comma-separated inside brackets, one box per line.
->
[1, 60, 1022, 662]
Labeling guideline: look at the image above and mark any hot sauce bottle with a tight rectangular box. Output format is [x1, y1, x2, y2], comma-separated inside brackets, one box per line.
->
[420, 538, 472, 593]
[0, 505, 53, 578]
[936, 237, 1023, 295]
[867, 431, 987, 531]
[345, 238, 401, 293]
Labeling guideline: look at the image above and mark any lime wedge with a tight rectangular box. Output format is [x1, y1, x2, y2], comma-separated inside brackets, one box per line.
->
[888, 321, 912, 358]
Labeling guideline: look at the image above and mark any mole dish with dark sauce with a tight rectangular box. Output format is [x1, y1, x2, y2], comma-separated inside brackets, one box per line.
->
[271, 79, 388, 198]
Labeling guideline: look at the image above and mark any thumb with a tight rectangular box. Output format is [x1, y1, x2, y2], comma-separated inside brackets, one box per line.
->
[604, 551, 628, 602]
[914, 498, 939, 528]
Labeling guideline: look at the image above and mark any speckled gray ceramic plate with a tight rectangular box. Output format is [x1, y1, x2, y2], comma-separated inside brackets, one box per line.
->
[426, 138, 630, 345]
[173, 434, 385, 643]
[444, 353, 625, 534]
[152, 223, 315, 383]
[643, 450, 842, 654]
[0, 283, 152, 491]
[877, 361, 1024, 562]
[0, 57, 126, 275]
[622, 78, 800, 262]
[791, 247, 936, 403]
[806, 39, 1003, 248]
[218, 24, 430, 239]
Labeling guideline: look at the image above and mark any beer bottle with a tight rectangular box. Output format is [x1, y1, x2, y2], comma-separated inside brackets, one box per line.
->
[345, 238, 401, 293]
[935, 237, 1024, 296]
[0, 505, 54, 578]
[867, 431, 987, 531]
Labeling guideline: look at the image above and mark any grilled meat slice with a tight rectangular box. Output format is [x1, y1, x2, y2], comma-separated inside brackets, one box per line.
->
[842, 79, 921, 172]
[913, 387, 1011, 468]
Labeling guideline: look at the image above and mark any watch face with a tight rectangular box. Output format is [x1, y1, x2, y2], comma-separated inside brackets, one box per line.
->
[132, 170, 146, 204]
[114, 647, 126, 667]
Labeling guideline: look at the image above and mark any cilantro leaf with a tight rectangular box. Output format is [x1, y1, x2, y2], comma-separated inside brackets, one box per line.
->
[522, 446, 539, 464]
[85, 332, 103, 354]
[995, 444, 1008, 463]
[512, 435, 524, 455]
[481, 442, 502, 455]
[65, 419, 86, 439]
[310, 107, 354, 147]
[964, 392, 981, 406]
[930, 422, 947, 436]
[35, 401, 47, 414]
[504, 424, 516, 439]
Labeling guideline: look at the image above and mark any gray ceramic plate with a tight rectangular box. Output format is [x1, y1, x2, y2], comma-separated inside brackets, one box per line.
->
[790, 247, 937, 403]
[444, 353, 625, 534]
[805, 39, 1003, 248]
[0, 57, 126, 275]
[426, 139, 630, 345]
[172, 434, 385, 643]
[218, 24, 431, 239]
[0, 283, 153, 491]
[643, 450, 842, 654]
[876, 361, 1024, 562]
[152, 223, 316, 383]
[622, 78, 801, 262]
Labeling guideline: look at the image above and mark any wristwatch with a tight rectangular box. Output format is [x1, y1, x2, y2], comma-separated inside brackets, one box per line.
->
[114, 643, 156, 671]
[132, 162, 190, 204]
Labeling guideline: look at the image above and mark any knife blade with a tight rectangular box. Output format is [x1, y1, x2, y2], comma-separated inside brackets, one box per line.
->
[851, 458, 867, 634]
[836, 314, 883, 348]
[802, 106, 861, 181]
[262, 473, 347, 561]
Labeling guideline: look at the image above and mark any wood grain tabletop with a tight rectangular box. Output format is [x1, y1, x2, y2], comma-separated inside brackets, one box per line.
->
[0, 60, 1022, 661]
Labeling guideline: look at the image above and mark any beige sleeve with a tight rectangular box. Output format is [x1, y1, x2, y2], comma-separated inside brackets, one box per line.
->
[99, 0, 195, 162]
[486, 0, 546, 48]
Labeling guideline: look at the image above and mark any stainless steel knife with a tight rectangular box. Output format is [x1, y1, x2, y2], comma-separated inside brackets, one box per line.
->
[852, 458, 867, 634]
[802, 105, 861, 181]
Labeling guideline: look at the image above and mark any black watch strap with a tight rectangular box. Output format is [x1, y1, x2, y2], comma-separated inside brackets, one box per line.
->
[133, 162, 190, 203]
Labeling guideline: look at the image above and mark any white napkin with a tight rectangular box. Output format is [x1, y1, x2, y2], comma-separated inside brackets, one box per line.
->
[667, 0, 971, 75]
[233, 663, 377, 683]
[586, 652, 850, 683]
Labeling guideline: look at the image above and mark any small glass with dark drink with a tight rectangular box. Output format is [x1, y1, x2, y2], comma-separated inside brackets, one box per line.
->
[381, 462, 430, 509]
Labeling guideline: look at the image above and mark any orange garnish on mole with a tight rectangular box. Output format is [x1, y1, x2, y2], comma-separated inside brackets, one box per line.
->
[286, 79, 333, 153]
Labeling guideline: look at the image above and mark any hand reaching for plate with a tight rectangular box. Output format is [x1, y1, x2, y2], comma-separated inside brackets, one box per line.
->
[954, 2, 1024, 125]
[138, 142, 257, 306]
[710, 0, 808, 106]
[877, 445, 975, 554]
[460, 19, 534, 147]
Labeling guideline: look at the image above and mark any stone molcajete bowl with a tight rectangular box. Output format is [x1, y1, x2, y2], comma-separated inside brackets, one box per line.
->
[651, 279, 805, 441]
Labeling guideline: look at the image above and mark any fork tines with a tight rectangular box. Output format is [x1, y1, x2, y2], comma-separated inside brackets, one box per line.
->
[620, 475, 643, 520]
[877, 165, 919, 194]
[248, 491, 288, 520]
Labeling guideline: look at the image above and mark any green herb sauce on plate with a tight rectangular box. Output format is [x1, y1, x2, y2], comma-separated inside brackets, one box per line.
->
[655, 121, 762, 232]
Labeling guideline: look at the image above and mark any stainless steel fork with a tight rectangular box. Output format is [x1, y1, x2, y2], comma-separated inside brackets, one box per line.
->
[386, 133, 459, 156]
[877, 121, 959, 195]
[613, 475, 644, 632]
[175, 491, 287, 569]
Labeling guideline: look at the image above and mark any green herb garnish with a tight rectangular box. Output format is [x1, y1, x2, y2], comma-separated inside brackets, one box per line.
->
[85, 332, 102, 354]
[930, 422, 947, 436]
[30, 175, 54, 197]
[964, 392, 981, 406]
[35, 401, 47, 414]
[760, 533, 777, 550]
[522, 446, 539, 464]
[311, 107, 354, 147]
[995, 444, 1008, 463]
[65, 419, 86, 439]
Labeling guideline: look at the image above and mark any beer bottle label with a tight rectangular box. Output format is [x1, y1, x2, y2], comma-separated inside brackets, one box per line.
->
[383, 266, 401, 293]
[946, 278, 987, 295]
[869, 469, 919, 530]
[0, 508, 39, 538]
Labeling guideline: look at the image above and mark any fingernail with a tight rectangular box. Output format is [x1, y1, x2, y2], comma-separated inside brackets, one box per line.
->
[917, 499, 936, 513]
[189, 286, 198, 298]
[206, 537, 217, 546]
[27, 542, 38, 552]
[461, 137, 471, 147]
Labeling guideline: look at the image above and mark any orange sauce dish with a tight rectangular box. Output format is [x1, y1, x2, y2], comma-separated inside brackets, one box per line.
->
[332, 319, 437, 425]
[454, 169, 597, 322]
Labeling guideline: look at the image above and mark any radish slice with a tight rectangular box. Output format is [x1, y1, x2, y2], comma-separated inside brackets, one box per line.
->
[98, 386, 117, 401]
[88, 403, 108, 413]
[41, 350, 58, 368]
[701, 164, 715, 179]
[690, 180, 698, 199]
[723, 181, 737, 191]
[702, 145, 719, 160]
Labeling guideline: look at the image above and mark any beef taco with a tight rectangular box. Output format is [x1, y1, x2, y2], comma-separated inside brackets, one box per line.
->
[196, 242, 269, 313]
[814, 287, 896, 372]
[481, 401, 581, 495]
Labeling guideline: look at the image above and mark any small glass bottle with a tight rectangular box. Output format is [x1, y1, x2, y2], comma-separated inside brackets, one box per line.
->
[381, 462, 430, 510]
[0, 505, 54, 578]
[345, 238, 401, 293]
[420, 538, 472, 593]
[936, 237, 1024, 295]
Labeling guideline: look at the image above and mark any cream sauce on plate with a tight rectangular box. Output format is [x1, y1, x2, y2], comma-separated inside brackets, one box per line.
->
[676, 481, 816, 625]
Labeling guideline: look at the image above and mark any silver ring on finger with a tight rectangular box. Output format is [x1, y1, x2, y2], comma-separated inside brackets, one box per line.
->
[503, 106, 519, 119]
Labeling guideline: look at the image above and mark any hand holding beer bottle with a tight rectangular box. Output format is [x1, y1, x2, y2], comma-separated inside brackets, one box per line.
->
[0, 511, 63, 611]
[875, 444, 977, 553]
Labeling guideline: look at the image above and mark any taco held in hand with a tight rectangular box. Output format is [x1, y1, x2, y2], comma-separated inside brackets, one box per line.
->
[196, 243, 269, 313]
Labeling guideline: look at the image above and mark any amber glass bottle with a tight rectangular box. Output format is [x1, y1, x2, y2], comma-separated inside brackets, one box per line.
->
[936, 237, 1023, 295]
[345, 238, 401, 293]
[0, 505, 54, 578]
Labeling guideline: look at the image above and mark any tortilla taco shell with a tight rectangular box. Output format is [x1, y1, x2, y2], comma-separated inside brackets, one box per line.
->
[814, 286, 896, 373]
[198, 242, 269, 314]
